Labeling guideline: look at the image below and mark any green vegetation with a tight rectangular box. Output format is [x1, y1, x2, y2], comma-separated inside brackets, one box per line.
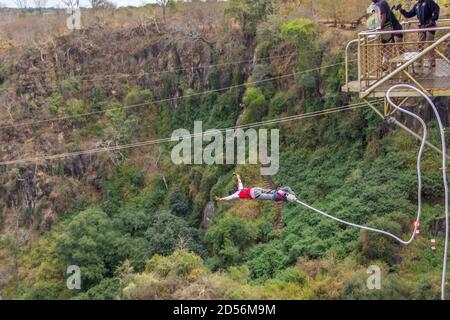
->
[225, 0, 279, 38]
[242, 87, 267, 124]
[0, 0, 448, 301]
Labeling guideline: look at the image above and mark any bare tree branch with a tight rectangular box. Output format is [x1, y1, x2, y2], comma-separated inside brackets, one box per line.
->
[15, 0, 28, 11]
[90, 0, 116, 10]
[156, 0, 170, 22]
[32, 0, 47, 14]
[61, 0, 79, 12]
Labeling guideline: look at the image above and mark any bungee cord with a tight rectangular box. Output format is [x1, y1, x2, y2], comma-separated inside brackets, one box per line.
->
[388, 84, 448, 301]
[293, 84, 449, 300]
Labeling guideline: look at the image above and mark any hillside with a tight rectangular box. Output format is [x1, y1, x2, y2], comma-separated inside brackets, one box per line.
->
[0, 0, 449, 300]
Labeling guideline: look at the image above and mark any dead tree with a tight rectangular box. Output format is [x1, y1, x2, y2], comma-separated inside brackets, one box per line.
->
[89, 0, 116, 10]
[61, 0, 79, 14]
[156, 0, 170, 22]
[32, 0, 47, 14]
[15, 0, 28, 12]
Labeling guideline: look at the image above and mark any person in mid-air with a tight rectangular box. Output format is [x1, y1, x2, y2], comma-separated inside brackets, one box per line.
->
[215, 174, 297, 203]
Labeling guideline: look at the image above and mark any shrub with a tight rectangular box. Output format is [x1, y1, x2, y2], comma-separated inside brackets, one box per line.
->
[102, 163, 145, 215]
[91, 87, 104, 112]
[206, 91, 239, 128]
[145, 210, 201, 256]
[359, 212, 409, 264]
[0, 62, 10, 85]
[275, 267, 306, 285]
[252, 63, 276, 98]
[137, 177, 166, 212]
[227, 265, 251, 283]
[341, 272, 411, 300]
[246, 242, 288, 280]
[76, 278, 121, 300]
[281, 19, 319, 92]
[225, 0, 279, 37]
[105, 104, 141, 145]
[124, 87, 152, 106]
[145, 249, 205, 280]
[54, 207, 123, 290]
[206, 216, 259, 266]
[241, 87, 267, 124]
[280, 19, 317, 53]
[122, 273, 181, 300]
[65, 98, 85, 116]
[268, 92, 295, 118]
[60, 76, 81, 98]
[47, 91, 64, 115]
[169, 188, 192, 216]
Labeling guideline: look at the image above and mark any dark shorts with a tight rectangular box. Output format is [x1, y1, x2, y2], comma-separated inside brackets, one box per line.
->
[419, 22, 437, 35]
[381, 29, 404, 44]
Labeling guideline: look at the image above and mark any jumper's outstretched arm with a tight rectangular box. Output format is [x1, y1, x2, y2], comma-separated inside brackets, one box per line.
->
[215, 174, 243, 202]
[236, 174, 243, 191]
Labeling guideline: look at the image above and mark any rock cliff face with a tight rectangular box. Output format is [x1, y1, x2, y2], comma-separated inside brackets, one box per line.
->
[0, 21, 249, 236]
[201, 201, 215, 229]
[401, 97, 449, 129]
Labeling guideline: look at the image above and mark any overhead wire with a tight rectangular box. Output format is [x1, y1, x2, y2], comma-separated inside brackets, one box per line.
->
[0, 49, 324, 93]
[82, 50, 322, 83]
[0, 100, 380, 166]
[0, 61, 353, 130]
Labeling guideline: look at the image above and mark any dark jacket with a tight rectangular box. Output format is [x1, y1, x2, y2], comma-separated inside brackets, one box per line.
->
[400, 0, 440, 26]
[377, 0, 403, 30]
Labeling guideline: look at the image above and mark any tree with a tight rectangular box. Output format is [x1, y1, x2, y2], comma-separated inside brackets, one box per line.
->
[280, 19, 319, 93]
[54, 207, 123, 289]
[61, 0, 79, 13]
[145, 210, 201, 257]
[241, 87, 267, 124]
[315, 0, 368, 24]
[225, 0, 278, 38]
[156, 0, 174, 22]
[33, 0, 47, 14]
[359, 213, 409, 265]
[15, 0, 28, 11]
[0, 91, 14, 123]
[246, 242, 287, 279]
[90, 0, 116, 10]
[205, 216, 259, 266]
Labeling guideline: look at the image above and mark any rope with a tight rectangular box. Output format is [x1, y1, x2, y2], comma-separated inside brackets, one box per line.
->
[0, 100, 379, 166]
[293, 85, 448, 300]
[388, 85, 448, 301]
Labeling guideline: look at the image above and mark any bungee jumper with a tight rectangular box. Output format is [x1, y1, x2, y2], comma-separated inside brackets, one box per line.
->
[215, 174, 297, 203]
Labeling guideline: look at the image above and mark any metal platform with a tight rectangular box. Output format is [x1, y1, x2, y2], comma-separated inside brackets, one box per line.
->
[343, 76, 450, 98]
[343, 22, 450, 99]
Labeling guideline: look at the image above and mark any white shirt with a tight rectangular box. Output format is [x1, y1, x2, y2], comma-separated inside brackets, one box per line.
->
[222, 180, 244, 201]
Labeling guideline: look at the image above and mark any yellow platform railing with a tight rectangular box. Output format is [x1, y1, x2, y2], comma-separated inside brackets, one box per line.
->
[344, 20, 450, 98]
